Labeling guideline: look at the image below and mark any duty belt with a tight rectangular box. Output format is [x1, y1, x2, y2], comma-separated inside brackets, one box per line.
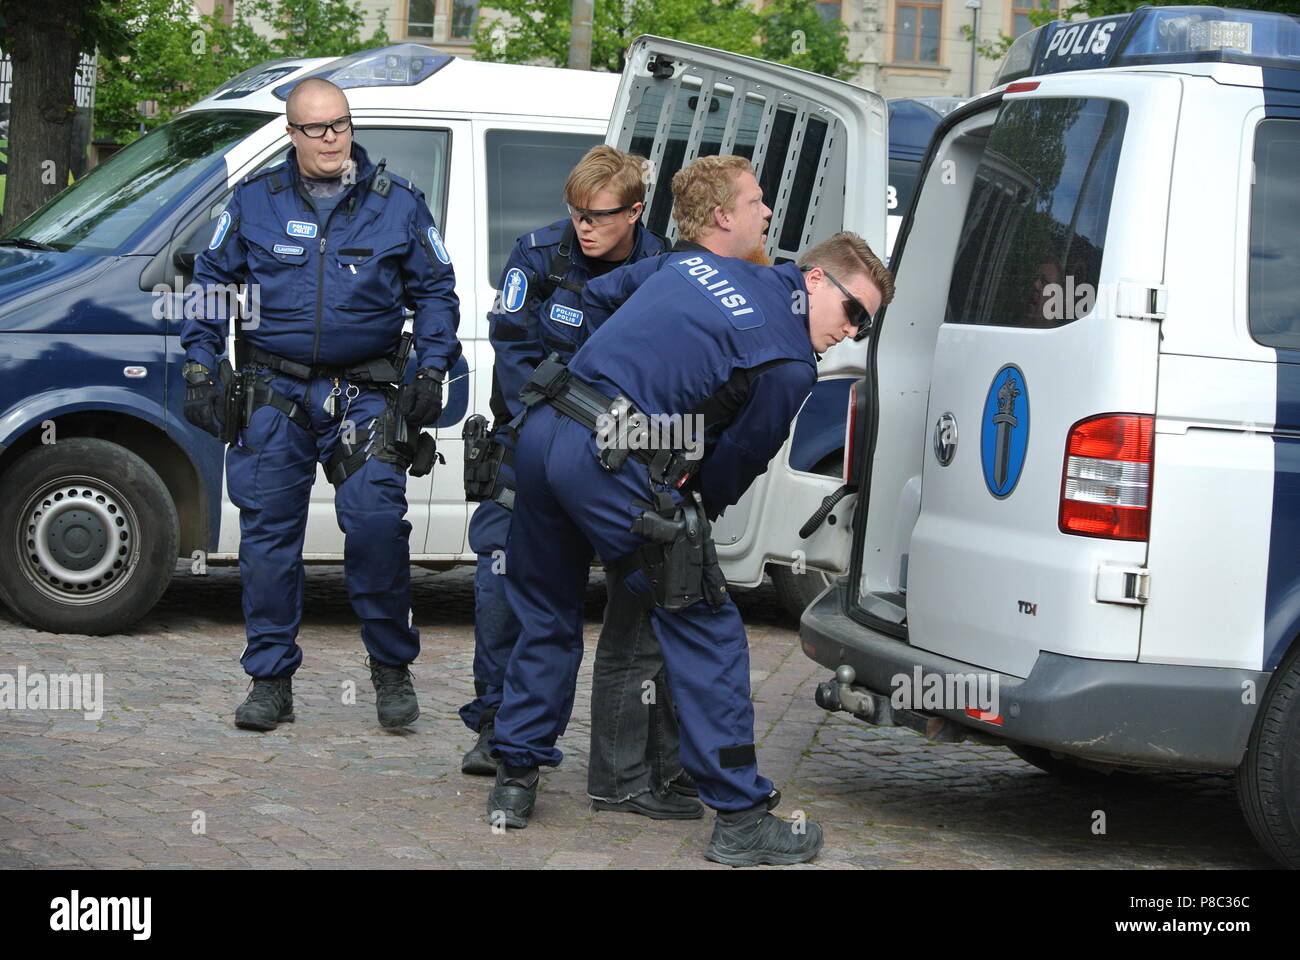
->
[519, 354, 699, 490]
[245, 344, 405, 384]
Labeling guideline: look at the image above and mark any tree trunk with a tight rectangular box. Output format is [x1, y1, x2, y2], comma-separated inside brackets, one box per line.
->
[0, 3, 87, 233]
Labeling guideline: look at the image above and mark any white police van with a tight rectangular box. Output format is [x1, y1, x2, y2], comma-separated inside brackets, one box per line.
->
[785, 5, 1300, 868]
[0, 40, 889, 633]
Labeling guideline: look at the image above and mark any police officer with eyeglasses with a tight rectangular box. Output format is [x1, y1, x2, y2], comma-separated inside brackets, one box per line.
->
[181, 77, 461, 732]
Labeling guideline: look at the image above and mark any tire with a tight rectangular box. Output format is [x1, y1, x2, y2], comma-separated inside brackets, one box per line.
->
[1237, 643, 1300, 868]
[771, 450, 843, 622]
[0, 438, 179, 635]
[1008, 744, 1118, 780]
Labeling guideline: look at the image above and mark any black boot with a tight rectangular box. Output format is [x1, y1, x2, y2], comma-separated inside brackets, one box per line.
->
[461, 709, 497, 776]
[592, 787, 704, 820]
[234, 676, 294, 731]
[704, 804, 824, 867]
[486, 764, 538, 829]
[368, 657, 419, 727]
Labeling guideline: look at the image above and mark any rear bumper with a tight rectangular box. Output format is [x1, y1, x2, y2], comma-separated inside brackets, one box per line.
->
[799, 580, 1268, 770]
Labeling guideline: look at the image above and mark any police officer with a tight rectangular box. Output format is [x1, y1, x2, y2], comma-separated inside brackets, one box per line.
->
[486, 230, 892, 865]
[460, 147, 694, 814]
[180, 78, 460, 731]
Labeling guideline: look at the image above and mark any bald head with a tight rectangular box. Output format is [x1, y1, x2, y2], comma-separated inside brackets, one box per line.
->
[285, 78, 353, 180]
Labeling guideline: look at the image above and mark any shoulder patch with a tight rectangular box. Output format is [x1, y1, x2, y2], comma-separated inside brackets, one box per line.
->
[549, 304, 583, 327]
[502, 267, 528, 313]
[209, 211, 233, 251]
[426, 226, 452, 264]
[669, 255, 763, 330]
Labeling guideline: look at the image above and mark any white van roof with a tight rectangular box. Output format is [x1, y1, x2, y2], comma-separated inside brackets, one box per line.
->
[184, 44, 620, 121]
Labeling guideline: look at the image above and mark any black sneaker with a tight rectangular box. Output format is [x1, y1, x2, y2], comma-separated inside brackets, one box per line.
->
[461, 713, 497, 776]
[368, 657, 419, 727]
[668, 770, 699, 797]
[234, 676, 294, 731]
[704, 804, 824, 867]
[486, 764, 538, 829]
[592, 787, 704, 820]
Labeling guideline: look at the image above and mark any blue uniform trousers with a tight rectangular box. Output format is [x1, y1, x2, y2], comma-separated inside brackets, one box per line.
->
[459, 497, 520, 733]
[227, 373, 419, 678]
[493, 409, 773, 812]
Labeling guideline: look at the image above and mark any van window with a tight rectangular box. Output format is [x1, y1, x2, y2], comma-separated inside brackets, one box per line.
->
[484, 128, 603, 283]
[3, 110, 274, 254]
[947, 97, 1127, 328]
[358, 127, 451, 228]
[1248, 119, 1300, 350]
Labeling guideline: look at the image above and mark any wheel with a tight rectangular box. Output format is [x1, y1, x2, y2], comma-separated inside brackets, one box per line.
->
[771, 450, 843, 622]
[1237, 643, 1300, 868]
[1008, 743, 1118, 780]
[771, 564, 834, 622]
[0, 438, 179, 635]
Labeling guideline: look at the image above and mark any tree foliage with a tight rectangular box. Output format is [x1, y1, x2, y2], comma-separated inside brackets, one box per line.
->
[473, 0, 860, 80]
[96, 0, 390, 144]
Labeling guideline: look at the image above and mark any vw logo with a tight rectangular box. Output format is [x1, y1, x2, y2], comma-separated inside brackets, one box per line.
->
[934, 412, 958, 466]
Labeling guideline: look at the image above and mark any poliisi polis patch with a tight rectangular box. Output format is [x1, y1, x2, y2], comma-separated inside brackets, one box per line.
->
[427, 226, 451, 264]
[209, 211, 232, 250]
[286, 219, 318, 239]
[549, 304, 582, 327]
[670, 255, 762, 329]
[502, 267, 528, 313]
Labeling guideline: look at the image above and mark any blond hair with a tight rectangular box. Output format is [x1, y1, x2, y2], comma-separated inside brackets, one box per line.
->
[564, 145, 649, 209]
[671, 155, 754, 243]
[798, 231, 895, 305]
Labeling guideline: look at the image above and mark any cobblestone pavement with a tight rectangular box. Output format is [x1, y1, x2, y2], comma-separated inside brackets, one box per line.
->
[0, 563, 1273, 870]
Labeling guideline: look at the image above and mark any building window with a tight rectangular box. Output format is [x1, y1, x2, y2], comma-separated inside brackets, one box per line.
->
[407, 0, 435, 38]
[814, 2, 842, 23]
[451, 0, 479, 39]
[895, 1, 941, 63]
[1013, 0, 1057, 37]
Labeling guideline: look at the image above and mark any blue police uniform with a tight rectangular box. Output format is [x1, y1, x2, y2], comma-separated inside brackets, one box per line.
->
[460, 218, 664, 734]
[492, 252, 817, 812]
[181, 143, 460, 678]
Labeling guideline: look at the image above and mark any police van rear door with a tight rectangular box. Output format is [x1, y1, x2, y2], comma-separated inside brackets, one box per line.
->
[895, 75, 1176, 679]
[608, 36, 887, 586]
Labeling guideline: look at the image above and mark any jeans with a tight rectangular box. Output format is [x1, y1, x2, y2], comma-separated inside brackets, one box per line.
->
[587, 565, 684, 801]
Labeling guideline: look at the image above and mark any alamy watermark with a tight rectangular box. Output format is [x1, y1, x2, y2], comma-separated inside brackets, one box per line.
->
[890, 667, 999, 716]
[0, 666, 104, 721]
[151, 279, 261, 329]
[594, 409, 704, 461]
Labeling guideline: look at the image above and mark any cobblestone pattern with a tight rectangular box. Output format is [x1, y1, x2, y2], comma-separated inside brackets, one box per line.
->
[0, 563, 1272, 869]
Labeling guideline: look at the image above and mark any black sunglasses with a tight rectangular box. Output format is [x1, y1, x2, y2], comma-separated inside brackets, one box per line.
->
[823, 269, 874, 341]
[288, 115, 353, 138]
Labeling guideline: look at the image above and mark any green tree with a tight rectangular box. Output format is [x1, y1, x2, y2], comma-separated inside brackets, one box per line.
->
[759, 0, 862, 81]
[96, 0, 391, 145]
[0, 1, 129, 229]
[474, 0, 861, 79]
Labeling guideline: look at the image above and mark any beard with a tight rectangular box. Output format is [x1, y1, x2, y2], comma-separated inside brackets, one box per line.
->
[741, 244, 772, 266]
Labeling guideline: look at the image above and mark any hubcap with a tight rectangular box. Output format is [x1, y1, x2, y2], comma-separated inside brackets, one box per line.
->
[17, 477, 139, 605]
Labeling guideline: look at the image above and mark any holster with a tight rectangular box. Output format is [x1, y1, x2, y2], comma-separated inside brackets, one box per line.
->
[217, 358, 253, 447]
[628, 491, 727, 612]
[462, 414, 514, 508]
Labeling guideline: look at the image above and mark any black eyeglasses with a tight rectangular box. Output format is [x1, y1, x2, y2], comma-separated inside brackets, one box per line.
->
[566, 202, 637, 226]
[288, 115, 353, 138]
[823, 269, 874, 341]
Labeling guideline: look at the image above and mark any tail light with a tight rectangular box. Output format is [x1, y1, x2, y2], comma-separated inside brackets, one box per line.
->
[844, 379, 866, 487]
[1059, 414, 1154, 540]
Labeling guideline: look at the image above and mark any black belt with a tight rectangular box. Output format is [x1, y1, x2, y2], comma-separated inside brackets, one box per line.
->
[519, 354, 698, 489]
[246, 345, 404, 384]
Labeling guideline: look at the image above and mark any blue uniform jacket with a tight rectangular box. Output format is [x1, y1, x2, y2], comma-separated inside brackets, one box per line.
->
[182, 143, 460, 374]
[488, 218, 664, 420]
[570, 253, 818, 519]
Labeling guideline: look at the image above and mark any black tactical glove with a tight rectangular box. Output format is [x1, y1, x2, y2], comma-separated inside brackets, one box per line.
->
[183, 362, 223, 437]
[401, 367, 445, 428]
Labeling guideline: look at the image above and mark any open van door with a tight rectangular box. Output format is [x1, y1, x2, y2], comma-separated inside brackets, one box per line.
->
[607, 37, 888, 593]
